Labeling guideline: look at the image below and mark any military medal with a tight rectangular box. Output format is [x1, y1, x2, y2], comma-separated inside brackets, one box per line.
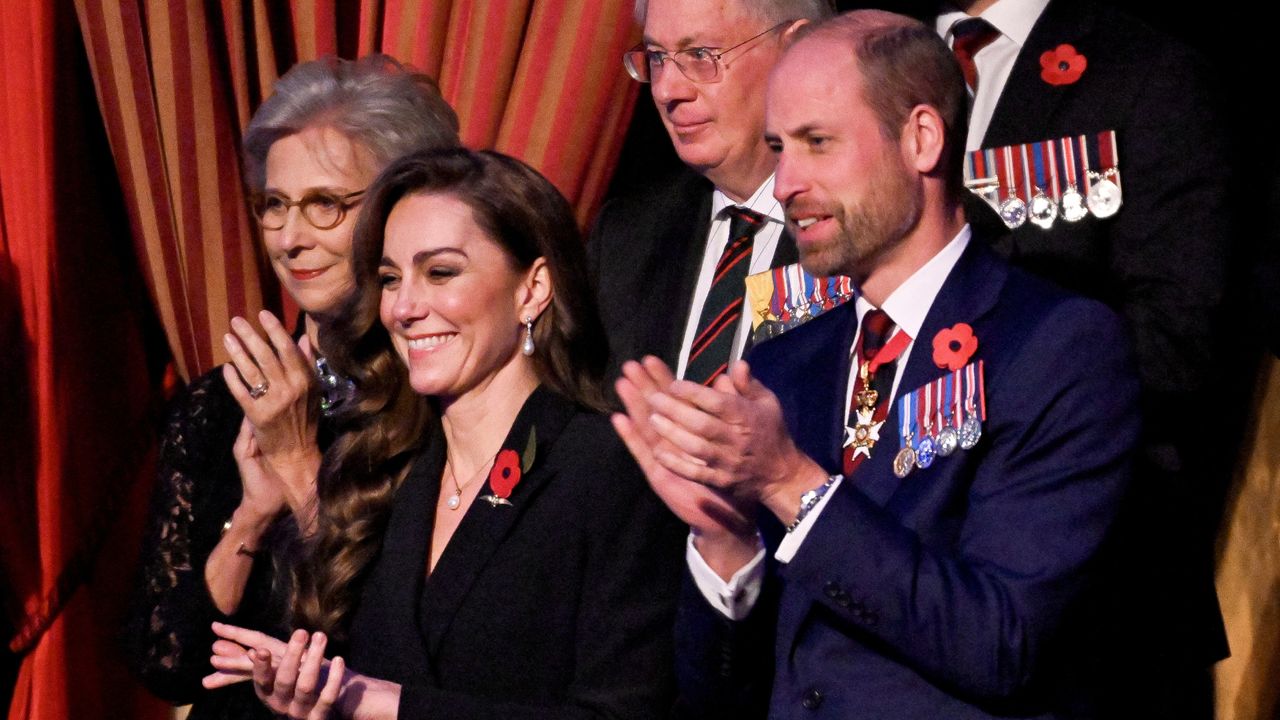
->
[893, 391, 916, 478]
[914, 382, 937, 469]
[893, 446, 916, 478]
[915, 435, 936, 469]
[958, 361, 987, 450]
[936, 373, 960, 456]
[1058, 135, 1088, 222]
[1028, 140, 1058, 229]
[1085, 130, 1122, 219]
[996, 145, 1027, 229]
[964, 147, 1002, 211]
[842, 322, 912, 476]
[937, 423, 959, 456]
[844, 362, 884, 461]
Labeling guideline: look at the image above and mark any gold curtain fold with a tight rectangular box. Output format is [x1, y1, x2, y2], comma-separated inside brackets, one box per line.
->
[1214, 358, 1280, 720]
[77, 0, 640, 383]
[75, 0, 268, 383]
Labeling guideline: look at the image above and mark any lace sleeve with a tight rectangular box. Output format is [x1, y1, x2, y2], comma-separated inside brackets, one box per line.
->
[122, 370, 285, 705]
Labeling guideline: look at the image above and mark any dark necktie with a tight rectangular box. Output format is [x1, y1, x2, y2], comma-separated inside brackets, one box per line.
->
[951, 17, 1001, 94]
[842, 309, 898, 476]
[685, 206, 765, 386]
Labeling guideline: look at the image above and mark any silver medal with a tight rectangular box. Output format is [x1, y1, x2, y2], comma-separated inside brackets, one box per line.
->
[999, 196, 1027, 229]
[936, 425, 959, 456]
[1060, 185, 1087, 222]
[1029, 190, 1057, 229]
[959, 415, 983, 449]
[1086, 172, 1122, 218]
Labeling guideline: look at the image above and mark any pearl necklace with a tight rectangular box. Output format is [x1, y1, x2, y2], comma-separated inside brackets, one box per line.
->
[444, 459, 491, 511]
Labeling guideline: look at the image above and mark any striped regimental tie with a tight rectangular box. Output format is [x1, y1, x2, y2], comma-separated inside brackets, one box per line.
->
[685, 206, 766, 386]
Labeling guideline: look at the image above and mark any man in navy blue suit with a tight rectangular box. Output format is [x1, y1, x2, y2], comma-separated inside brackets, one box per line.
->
[613, 10, 1141, 718]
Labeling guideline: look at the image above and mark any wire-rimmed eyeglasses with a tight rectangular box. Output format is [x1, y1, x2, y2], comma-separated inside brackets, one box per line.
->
[623, 20, 793, 84]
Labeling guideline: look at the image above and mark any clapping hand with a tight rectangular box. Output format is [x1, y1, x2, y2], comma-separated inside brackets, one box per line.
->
[206, 623, 345, 719]
[221, 310, 323, 526]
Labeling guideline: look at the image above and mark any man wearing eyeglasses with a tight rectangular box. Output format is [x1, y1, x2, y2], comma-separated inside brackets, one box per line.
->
[588, 0, 833, 385]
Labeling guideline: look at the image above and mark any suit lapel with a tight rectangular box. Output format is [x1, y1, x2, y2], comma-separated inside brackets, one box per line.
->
[851, 240, 1007, 507]
[983, 0, 1095, 146]
[757, 301, 860, 473]
[770, 229, 799, 269]
[657, 185, 715, 366]
[417, 386, 577, 657]
[356, 422, 444, 676]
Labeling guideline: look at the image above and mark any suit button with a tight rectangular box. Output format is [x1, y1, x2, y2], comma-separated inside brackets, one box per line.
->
[802, 688, 824, 710]
[835, 593, 851, 608]
[823, 581, 841, 599]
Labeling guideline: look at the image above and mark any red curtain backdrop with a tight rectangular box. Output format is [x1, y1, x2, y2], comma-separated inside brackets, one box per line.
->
[77, 0, 642, 383]
[1, 1, 169, 719]
[4, 2, 642, 719]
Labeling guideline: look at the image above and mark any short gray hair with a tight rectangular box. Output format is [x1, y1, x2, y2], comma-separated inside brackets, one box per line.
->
[242, 54, 459, 192]
[634, 0, 833, 27]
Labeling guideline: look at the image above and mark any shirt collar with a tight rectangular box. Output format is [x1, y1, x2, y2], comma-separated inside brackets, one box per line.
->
[936, 0, 1050, 48]
[712, 174, 785, 225]
[854, 225, 972, 340]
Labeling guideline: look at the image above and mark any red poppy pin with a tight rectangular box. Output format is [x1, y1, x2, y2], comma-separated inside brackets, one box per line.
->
[1040, 44, 1086, 86]
[932, 323, 979, 371]
[481, 428, 537, 507]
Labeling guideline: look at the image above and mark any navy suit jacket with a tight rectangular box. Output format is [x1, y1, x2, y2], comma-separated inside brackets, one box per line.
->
[676, 239, 1141, 719]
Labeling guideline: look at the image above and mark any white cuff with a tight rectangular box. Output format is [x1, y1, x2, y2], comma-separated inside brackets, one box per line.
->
[685, 532, 766, 620]
[775, 475, 844, 563]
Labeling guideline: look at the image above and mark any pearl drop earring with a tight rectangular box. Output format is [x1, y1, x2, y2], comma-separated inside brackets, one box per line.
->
[521, 316, 535, 356]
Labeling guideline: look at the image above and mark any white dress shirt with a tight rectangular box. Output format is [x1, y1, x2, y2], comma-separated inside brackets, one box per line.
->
[688, 227, 973, 620]
[674, 175, 785, 380]
[936, 0, 1051, 150]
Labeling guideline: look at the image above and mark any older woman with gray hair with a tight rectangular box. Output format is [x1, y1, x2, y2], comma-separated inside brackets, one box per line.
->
[124, 54, 457, 720]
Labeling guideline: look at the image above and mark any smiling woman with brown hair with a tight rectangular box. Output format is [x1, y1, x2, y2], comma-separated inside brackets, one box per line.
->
[206, 148, 685, 720]
[124, 55, 458, 720]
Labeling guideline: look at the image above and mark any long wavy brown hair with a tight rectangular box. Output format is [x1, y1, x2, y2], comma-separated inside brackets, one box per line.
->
[294, 148, 610, 640]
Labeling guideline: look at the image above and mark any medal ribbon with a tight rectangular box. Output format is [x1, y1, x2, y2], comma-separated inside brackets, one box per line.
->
[919, 379, 934, 441]
[937, 373, 952, 431]
[770, 267, 785, 320]
[995, 146, 1016, 200]
[899, 390, 913, 448]
[961, 360, 988, 420]
[1076, 134, 1092, 194]
[867, 328, 911, 375]
[1097, 130, 1120, 189]
[1017, 144, 1034, 202]
[842, 322, 912, 476]
[1060, 135, 1079, 190]
[1031, 140, 1059, 199]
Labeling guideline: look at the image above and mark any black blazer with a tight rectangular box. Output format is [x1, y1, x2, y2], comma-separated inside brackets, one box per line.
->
[345, 387, 686, 719]
[971, 0, 1230, 430]
[588, 166, 799, 379]
[953, 0, 1231, 668]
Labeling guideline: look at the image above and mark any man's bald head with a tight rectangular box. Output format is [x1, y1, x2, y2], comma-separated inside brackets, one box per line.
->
[797, 10, 968, 192]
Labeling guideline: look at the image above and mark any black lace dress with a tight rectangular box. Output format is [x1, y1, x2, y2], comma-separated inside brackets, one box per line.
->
[124, 369, 318, 719]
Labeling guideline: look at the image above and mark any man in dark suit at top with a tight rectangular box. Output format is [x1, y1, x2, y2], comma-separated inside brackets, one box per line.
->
[931, 1, 1232, 714]
[613, 10, 1141, 718]
[589, 0, 832, 384]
